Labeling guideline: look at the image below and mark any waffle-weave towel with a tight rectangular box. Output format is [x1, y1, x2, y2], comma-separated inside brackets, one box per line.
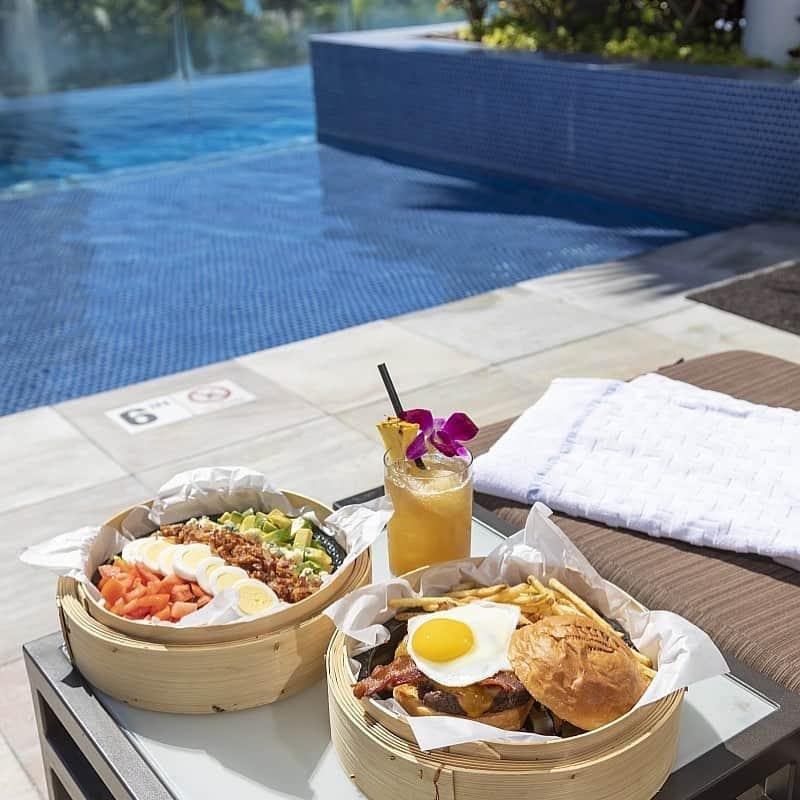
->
[474, 373, 800, 565]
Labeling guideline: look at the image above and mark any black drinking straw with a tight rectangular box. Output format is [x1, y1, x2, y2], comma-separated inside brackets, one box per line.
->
[377, 363, 427, 469]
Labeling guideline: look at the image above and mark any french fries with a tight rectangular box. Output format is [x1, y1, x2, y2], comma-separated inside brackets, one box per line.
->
[390, 571, 655, 673]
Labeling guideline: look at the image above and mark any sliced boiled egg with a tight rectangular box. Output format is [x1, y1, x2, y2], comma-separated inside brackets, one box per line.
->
[172, 543, 212, 582]
[158, 544, 185, 576]
[121, 537, 147, 564]
[406, 602, 520, 687]
[233, 578, 279, 616]
[196, 556, 226, 594]
[210, 565, 249, 594]
[140, 538, 173, 572]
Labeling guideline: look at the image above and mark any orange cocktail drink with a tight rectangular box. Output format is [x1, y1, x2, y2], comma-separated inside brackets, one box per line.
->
[384, 450, 473, 576]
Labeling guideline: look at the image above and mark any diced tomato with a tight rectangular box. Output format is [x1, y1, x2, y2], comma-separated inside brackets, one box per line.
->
[136, 564, 160, 584]
[126, 584, 147, 601]
[170, 584, 193, 603]
[101, 578, 126, 605]
[170, 601, 198, 620]
[140, 593, 170, 612]
[110, 597, 126, 615]
[97, 562, 211, 624]
[121, 598, 138, 616]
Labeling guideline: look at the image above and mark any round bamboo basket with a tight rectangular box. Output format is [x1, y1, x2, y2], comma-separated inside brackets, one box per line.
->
[74, 491, 362, 644]
[57, 545, 371, 713]
[325, 557, 684, 800]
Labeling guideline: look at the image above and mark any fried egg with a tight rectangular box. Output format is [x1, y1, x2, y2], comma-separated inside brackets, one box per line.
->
[406, 602, 520, 687]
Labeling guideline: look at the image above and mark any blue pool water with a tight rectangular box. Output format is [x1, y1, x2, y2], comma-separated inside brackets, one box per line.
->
[0, 67, 714, 416]
[0, 68, 315, 190]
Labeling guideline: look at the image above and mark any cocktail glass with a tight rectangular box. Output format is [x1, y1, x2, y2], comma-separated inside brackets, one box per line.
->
[383, 449, 473, 576]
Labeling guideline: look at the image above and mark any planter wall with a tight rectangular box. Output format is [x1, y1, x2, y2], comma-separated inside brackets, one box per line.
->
[311, 25, 800, 226]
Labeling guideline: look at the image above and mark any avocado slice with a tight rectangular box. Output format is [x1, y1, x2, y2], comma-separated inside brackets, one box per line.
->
[304, 547, 333, 569]
[240, 514, 260, 532]
[267, 509, 293, 529]
[293, 527, 313, 549]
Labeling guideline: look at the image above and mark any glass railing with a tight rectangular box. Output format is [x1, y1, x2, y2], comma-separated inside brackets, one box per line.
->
[0, 0, 458, 96]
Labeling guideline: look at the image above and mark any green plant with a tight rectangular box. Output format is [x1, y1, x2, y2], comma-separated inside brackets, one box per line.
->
[440, 0, 489, 36]
[454, 0, 777, 67]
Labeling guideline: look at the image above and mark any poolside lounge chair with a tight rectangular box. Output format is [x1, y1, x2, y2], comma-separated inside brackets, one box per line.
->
[471, 351, 800, 693]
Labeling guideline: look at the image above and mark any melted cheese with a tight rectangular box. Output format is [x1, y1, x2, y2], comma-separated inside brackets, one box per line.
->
[439, 683, 499, 718]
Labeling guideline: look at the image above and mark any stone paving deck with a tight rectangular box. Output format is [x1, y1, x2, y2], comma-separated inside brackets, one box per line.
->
[2, 220, 799, 797]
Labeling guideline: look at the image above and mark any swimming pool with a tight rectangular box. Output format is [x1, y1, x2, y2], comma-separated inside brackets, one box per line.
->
[0, 67, 315, 191]
[0, 66, 714, 417]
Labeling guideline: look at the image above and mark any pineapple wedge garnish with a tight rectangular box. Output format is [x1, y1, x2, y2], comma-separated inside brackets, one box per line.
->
[377, 417, 420, 462]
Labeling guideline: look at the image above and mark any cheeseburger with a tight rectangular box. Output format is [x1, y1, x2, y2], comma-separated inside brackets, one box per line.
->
[353, 605, 650, 734]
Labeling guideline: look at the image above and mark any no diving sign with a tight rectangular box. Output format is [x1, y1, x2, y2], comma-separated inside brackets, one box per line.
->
[106, 379, 255, 434]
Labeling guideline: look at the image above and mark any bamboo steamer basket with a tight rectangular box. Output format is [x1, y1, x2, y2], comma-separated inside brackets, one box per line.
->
[326, 557, 684, 800]
[57, 546, 371, 713]
[56, 490, 373, 713]
[75, 491, 360, 644]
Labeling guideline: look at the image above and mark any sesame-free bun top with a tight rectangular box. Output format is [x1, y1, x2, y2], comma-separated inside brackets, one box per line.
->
[509, 614, 649, 731]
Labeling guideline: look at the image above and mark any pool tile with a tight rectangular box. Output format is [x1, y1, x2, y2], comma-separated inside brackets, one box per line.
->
[0, 729, 40, 800]
[0, 659, 45, 798]
[0, 476, 150, 667]
[0, 408, 126, 513]
[56, 361, 322, 474]
[136, 415, 385, 507]
[519, 259, 696, 323]
[643, 305, 800, 362]
[394, 286, 620, 363]
[496, 325, 704, 398]
[2, 135, 702, 417]
[237, 320, 485, 414]
[338, 366, 541, 445]
[523, 222, 800, 324]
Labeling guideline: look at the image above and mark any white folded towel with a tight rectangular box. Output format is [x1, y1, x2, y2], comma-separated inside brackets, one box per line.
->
[474, 373, 800, 566]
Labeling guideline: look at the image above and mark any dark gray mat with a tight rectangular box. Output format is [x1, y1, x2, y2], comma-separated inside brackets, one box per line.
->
[689, 263, 800, 337]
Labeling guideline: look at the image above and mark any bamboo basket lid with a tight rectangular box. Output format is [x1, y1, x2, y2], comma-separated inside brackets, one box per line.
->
[57, 543, 372, 713]
[325, 556, 683, 799]
[73, 490, 361, 644]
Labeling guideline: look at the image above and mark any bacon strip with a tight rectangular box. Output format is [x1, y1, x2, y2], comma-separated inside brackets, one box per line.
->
[477, 671, 526, 692]
[353, 656, 424, 698]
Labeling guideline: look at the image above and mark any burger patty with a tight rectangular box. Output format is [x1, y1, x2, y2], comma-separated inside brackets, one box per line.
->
[418, 675, 531, 716]
[353, 652, 532, 719]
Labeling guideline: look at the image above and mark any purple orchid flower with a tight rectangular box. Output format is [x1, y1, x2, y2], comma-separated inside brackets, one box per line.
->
[400, 408, 478, 460]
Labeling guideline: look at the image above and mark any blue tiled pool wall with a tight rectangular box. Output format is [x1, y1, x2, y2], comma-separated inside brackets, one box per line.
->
[311, 34, 800, 227]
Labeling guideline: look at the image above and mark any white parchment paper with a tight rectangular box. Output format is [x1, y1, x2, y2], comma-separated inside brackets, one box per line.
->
[325, 502, 729, 751]
[20, 467, 390, 627]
